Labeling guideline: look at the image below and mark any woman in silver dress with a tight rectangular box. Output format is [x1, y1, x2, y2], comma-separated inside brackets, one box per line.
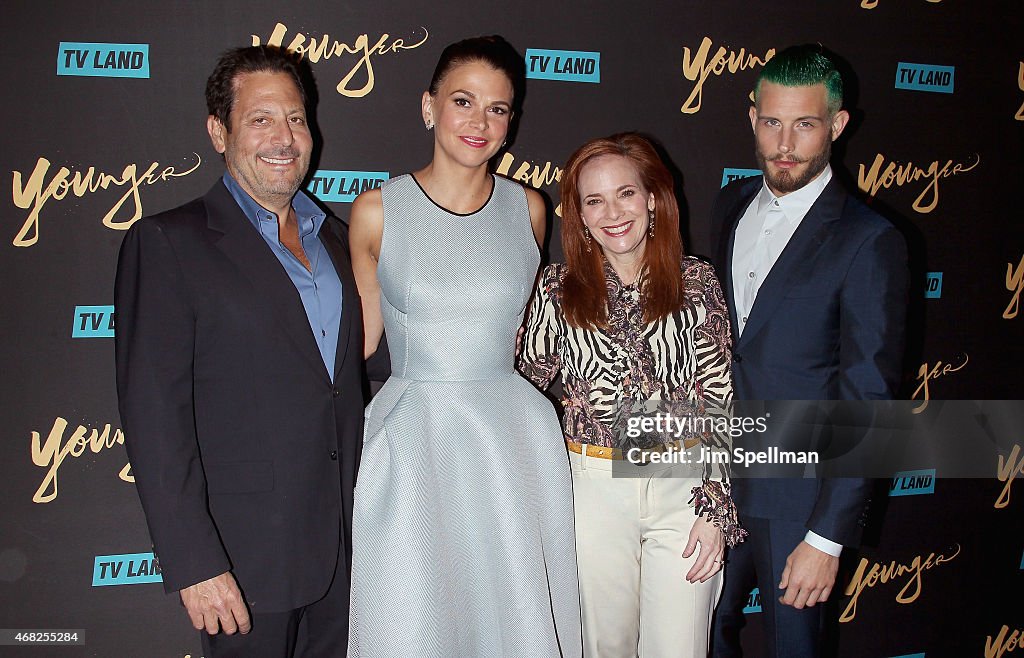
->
[347, 36, 581, 657]
[518, 133, 746, 657]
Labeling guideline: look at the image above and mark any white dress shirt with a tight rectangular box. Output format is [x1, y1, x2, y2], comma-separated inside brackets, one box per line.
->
[730, 165, 844, 557]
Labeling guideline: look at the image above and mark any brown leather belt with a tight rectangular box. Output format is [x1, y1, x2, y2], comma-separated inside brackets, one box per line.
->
[566, 437, 700, 461]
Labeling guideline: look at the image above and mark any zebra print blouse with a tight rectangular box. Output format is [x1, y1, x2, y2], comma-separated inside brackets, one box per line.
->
[517, 257, 745, 546]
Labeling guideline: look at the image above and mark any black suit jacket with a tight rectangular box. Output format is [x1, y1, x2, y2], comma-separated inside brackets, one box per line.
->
[115, 180, 365, 612]
[710, 174, 908, 547]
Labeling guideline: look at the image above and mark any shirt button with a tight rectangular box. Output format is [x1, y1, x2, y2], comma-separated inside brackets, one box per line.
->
[741, 316, 747, 323]
[764, 229, 772, 236]
[748, 271, 755, 279]
[329, 450, 338, 461]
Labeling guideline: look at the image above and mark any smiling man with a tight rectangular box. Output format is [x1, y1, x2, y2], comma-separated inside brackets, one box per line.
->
[115, 46, 364, 657]
[709, 45, 909, 657]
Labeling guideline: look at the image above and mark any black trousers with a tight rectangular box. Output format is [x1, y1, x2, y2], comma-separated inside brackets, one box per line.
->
[201, 540, 350, 658]
[711, 516, 831, 658]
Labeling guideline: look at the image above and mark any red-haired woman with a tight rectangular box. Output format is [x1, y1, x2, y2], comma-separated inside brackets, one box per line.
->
[518, 132, 745, 657]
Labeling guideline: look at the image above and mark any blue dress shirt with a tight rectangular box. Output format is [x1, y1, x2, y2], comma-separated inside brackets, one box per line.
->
[223, 173, 343, 381]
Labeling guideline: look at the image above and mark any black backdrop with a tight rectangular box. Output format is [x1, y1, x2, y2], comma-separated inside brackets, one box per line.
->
[2, 1, 1023, 656]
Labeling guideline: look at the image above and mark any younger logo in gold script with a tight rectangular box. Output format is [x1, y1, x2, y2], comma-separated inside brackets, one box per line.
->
[253, 22, 428, 98]
[31, 416, 132, 504]
[840, 543, 960, 622]
[856, 152, 979, 214]
[10, 153, 201, 247]
[680, 37, 774, 114]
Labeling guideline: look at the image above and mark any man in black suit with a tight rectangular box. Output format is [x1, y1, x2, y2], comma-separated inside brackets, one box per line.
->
[709, 45, 908, 657]
[115, 45, 363, 657]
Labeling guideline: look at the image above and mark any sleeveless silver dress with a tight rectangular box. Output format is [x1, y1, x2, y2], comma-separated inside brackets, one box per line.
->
[348, 174, 582, 657]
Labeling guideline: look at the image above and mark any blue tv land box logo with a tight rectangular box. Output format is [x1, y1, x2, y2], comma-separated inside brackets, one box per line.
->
[721, 168, 761, 187]
[925, 272, 942, 298]
[895, 62, 954, 94]
[1020, 548, 1023, 570]
[742, 587, 762, 614]
[72, 305, 115, 338]
[525, 49, 601, 83]
[308, 170, 388, 203]
[92, 552, 162, 586]
[57, 42, 150, 78]
[891, 653, 926, 658]
[890, 469, 936, 496]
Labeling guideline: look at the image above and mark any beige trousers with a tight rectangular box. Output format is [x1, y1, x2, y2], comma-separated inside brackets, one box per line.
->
[570, 448, 723, 658]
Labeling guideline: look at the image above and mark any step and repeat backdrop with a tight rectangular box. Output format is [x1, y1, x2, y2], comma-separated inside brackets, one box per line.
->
[2, 1, 1022, 656]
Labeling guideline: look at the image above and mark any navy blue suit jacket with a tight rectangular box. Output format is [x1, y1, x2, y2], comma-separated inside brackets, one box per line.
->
[115, 181, 365, 612]
[710, 174, 908, 547]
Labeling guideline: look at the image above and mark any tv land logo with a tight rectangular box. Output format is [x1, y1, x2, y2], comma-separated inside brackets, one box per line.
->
[742, 587, 761, 614]
[525, 49, 600, 83]
[924, 272, 942, 299]
[307, 170, 388, 203]
[889, 654, 926, 658]
[721, 168, 761, 187]
[252, 22, 429, 98]
[895, 62, 955, 94]
[681, 37, 774, 114]
[890, 469, 936, 496]
[92, 552, 161, 586]
[57, 42, 150, 78]
[72, 305, 114, 338]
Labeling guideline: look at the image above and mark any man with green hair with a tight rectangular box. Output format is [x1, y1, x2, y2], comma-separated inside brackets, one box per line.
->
[710, 44, 909, 657]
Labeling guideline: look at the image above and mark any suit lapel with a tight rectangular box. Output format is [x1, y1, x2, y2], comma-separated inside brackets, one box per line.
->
[720, 180, 760, 347]
[319, 219, 356, 382]
[203, 181, 331, 383]
[736, 177, 847, 348]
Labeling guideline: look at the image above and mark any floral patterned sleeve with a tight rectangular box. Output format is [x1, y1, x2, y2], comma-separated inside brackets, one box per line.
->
[517, 264, 562, 390]
[684, 259, 748, 548]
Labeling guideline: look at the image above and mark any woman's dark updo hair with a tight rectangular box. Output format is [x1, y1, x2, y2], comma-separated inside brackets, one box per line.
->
[427, 35, 525, 108]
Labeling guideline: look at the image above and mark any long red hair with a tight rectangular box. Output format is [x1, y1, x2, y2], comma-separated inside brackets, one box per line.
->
[560, 133, 685, 329]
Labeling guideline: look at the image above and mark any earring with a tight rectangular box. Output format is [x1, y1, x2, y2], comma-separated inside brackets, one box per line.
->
[648, 209, 655, 238]
[425, 120, 434, 130]
[583, 227, 592, 253]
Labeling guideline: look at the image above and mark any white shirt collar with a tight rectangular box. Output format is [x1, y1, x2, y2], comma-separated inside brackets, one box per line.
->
[756, 163, 833, 222]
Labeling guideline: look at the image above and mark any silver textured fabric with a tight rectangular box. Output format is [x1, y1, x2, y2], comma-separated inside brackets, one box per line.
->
[349, 174, 582, 658]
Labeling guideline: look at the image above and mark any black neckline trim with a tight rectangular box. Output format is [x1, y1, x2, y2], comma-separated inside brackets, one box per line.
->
[409, 173, 496, 217]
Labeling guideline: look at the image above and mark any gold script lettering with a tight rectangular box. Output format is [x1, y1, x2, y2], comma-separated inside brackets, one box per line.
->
[861, 0, 943, 7]
[1004, 253, 1024, 319]
[10, 153, 202, 247]
[856, 152, 979, 214]
[986, 624, 1024, 658]
[253, 22, 428, 98]
[496, 152, 564, 217]
[1016, 63, 1024, 121]
[680, 37, 774, 114]
[30, 416, 131, 503]
[840, 543, 960, 622]
[995, 443, 1024, 509]
[910, 353, 969, 413]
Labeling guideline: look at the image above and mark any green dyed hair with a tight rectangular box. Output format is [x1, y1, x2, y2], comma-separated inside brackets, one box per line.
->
[754, 44, 844, 115]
